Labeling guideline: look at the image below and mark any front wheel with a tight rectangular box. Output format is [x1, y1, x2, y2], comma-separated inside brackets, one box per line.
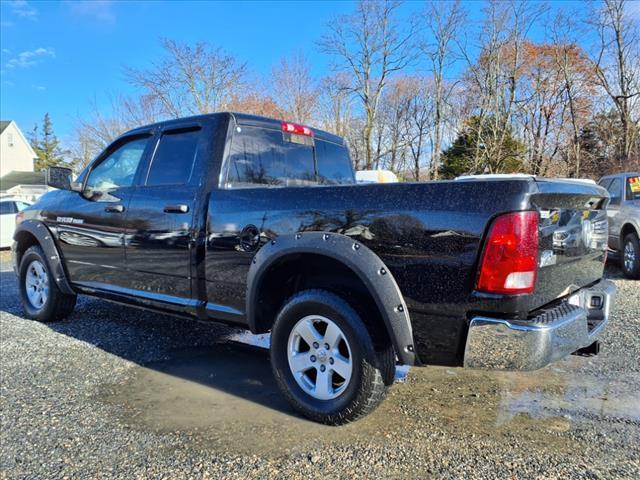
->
[19, 245, 77, 322]
[622, 233, 640, 279]
[270, 289, 395, 425]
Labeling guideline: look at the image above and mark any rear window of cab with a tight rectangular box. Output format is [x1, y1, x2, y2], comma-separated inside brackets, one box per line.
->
[224, 126, 354, 188]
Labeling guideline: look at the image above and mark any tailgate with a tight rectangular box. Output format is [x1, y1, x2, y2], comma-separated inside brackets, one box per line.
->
[529, 179, 609, 311]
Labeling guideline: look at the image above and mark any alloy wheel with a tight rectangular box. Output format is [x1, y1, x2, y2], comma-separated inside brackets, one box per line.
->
[25, 260, 49, 310]
[287, 315, 353, 400]
[624, 240, 637, 272]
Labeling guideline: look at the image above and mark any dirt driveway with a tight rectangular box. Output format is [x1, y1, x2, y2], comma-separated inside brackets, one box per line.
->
[1, 250, 638, 478]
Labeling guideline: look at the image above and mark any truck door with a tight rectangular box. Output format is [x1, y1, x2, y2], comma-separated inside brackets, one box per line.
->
[53, 134, 153, 287]
[122, 126, 203, 302]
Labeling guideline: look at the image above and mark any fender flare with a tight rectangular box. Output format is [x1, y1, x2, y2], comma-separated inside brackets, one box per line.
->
[13, 220, 75, 295]
[246, 232, 417, 365]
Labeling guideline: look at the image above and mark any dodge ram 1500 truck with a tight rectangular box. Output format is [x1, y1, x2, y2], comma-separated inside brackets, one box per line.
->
[12, 112, 616, 425]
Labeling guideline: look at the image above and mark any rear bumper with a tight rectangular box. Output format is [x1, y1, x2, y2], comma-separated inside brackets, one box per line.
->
[463, 279, 616, 370]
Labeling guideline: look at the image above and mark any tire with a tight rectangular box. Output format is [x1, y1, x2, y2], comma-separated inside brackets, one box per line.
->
[270, 289, 395, 425]
[621, 233, 640, 279]
[18, 245, 77, 322]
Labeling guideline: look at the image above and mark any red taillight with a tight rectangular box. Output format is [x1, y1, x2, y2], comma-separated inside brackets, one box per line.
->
[477, 211, 539, 295]
[281, 121, 313, 137]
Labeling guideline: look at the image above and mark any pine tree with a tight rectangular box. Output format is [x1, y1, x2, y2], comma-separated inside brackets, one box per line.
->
[440, 116, 526, 179]
[29, 113, 67, 171]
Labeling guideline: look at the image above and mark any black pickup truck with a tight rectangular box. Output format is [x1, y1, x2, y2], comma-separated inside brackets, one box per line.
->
[12, 112, 616, 424]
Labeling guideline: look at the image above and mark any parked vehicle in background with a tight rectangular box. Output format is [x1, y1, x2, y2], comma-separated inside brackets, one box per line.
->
[355, 169, 399, 183]
[598, 173, 640, 279]
[11, 113, 615, 424]
[0, 197, 31, 248]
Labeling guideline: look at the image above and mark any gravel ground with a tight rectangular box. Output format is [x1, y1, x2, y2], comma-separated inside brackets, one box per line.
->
[1, 250, 639, 479]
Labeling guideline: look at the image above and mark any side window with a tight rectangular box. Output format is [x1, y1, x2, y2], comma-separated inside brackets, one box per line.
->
[316, 140, 355, 185]
[85, 137, 149, 199]
[146, 129, 200, 186]
[627, 176, 640, 201]
[597, 179, 611, 189]
[226, 127, 316, 187]
[607, 178, 622, 205]
[0, 201, 16, 215]
[15, 202, 30, 211]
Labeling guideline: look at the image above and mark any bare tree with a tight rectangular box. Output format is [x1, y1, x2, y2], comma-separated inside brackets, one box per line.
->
[319, 0, 415, 169]
[460, 0, 544, 173]
[318, 73, 354, 139]
[590, 0, 640, 168]
[547, 12, 599, 177]
[72, 94, 163, 170]
[423, 0, 465, 179]
[125, 39, 247, 118]
[271, 52, 318, 124]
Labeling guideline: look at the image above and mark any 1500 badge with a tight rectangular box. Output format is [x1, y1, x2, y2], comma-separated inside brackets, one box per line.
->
[56, 217, 84, 225]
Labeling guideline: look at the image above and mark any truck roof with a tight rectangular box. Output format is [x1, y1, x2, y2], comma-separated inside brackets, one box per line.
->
[124, 112, 345, 146]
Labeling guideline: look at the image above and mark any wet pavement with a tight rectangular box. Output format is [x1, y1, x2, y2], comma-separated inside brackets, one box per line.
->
[1, 251, 639, 478]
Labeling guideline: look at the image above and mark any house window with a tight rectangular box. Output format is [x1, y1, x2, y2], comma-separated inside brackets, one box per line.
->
[7, 133, 14, 147]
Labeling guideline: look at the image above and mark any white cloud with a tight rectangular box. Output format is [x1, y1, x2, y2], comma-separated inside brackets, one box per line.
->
[68, 0, 116, 24]
[32, 85, 46, 91]
[5, 47, 55, 69]
[9, 0, 38, 20]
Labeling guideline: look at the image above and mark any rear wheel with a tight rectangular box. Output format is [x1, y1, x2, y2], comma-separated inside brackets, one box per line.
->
[270, 289, 395, 425]
[19, 245, 76, 322]
[622, 233, 640, 279]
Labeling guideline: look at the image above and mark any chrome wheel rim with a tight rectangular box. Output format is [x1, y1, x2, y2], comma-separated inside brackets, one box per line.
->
[624, 240, 636, 272]
[287, 315, 353, 401]
[25, 260, 49, 310]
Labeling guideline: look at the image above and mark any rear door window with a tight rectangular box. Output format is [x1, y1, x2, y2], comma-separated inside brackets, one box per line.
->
[146, 129, 200, 186]
[316, 140, 355, 185]
[226, 127, 315, 187]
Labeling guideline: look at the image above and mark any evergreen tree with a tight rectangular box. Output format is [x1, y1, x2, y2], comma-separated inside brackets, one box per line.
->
[29, 113, 67, 171]
[440, 116, 526, 179]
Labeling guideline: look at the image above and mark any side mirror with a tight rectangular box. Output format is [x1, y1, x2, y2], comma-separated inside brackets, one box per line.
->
[46, 166, 73, 191]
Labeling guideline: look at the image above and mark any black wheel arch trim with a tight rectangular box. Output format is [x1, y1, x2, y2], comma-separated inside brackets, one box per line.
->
[246, 232, 417, 365]
[13, 220, 76, 295]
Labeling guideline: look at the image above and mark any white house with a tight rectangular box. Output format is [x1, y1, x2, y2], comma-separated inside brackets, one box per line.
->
[0, 120, 36, 177]
[0, 120, 49, 200]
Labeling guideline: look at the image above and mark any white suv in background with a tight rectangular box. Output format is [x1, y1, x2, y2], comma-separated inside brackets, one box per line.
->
[0, 197, 32, 248]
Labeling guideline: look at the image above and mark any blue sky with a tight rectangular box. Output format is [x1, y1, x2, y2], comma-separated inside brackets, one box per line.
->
[0, 0, 600, 147]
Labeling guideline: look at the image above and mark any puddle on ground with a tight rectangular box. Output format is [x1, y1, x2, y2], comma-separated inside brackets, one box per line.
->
[99, 339, 640, 456]
[99, 343, 401, 455]
[494, 367, 640, 426]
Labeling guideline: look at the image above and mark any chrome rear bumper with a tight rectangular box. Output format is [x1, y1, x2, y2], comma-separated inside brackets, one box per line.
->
[463, 279, 616, 371]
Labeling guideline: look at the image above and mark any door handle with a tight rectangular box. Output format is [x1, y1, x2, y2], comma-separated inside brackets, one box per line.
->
[164, 204, 189, 214]
[104, 204, 124, 213]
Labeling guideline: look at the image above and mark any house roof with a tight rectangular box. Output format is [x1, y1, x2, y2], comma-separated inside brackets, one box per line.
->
[0, 120, 38, 159]
[0, 170, 46, 192]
